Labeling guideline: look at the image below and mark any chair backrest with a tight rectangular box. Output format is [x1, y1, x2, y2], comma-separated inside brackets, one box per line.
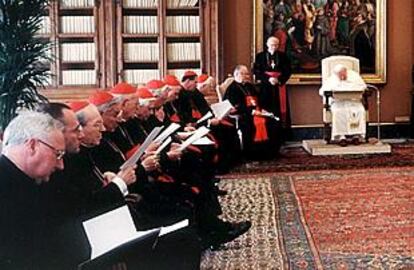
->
[216, 77, 234, 102]
[321, 55, 360, 84]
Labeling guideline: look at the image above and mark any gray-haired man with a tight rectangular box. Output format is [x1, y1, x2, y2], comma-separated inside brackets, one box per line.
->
[0, 111, 65, 269]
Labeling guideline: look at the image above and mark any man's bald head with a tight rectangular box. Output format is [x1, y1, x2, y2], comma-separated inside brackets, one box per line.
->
[266, 37, 280, 54]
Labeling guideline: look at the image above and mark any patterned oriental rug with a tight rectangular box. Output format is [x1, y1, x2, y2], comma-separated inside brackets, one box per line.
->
[229, 143, 414, 175]
[201, 167, 414, 269]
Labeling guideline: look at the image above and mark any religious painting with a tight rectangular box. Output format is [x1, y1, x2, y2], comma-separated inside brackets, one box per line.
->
[253, 0, 386, 84]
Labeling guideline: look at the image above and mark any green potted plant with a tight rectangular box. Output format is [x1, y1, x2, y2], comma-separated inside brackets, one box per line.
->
[0, 0, 52, 133]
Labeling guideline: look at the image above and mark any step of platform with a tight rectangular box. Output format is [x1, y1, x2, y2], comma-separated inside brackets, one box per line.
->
[302, 139, 392, 156]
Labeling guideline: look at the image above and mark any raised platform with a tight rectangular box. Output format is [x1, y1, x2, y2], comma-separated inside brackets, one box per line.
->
[302, 139, 392, 156]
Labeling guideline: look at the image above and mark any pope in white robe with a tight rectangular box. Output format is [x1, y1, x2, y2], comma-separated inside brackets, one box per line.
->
[319, 64, 367, 143]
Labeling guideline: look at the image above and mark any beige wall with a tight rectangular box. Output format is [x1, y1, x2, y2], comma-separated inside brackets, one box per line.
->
[222, 0, 414, 126]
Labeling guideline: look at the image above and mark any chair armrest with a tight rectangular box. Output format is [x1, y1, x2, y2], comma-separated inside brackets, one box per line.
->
[323, 91, 333, 111]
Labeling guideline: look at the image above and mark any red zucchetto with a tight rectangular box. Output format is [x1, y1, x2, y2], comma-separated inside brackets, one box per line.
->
[110, 82, 136, 95]
[68, 101, 89, 112]
[163, 75, 180, 86]
[88, 91, 114, 106]
[196, 74, 209, 84]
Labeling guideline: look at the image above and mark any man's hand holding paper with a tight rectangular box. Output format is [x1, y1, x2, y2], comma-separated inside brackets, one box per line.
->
[167, 146, 182, 161]
[116, 165, 137, 185]
[209, 118, 220, 126]
[141, 153, 159, 172]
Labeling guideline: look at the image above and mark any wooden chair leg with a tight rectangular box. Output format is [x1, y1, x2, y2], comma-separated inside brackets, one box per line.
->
[324, 123, 331, 143]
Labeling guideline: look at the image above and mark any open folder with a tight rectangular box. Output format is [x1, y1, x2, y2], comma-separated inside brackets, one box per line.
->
[80, 205, 188, 269]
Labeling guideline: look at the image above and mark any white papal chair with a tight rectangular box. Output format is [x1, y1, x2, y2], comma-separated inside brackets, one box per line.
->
[216, 76, 234, 102]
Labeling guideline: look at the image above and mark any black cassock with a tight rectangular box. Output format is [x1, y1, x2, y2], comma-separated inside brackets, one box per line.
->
[224, 80, 282, 160]
[253, 50, 292, 127]
[0, 156, 54, 270]
[180, 88, 242, 172]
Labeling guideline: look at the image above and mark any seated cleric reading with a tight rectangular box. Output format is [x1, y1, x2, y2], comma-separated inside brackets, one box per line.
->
[319, 63, 367, 146]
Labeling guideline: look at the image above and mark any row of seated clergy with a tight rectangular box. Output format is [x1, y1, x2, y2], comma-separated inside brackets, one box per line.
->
[162, 72, 243, 172]
[319, 59, 368, 144]
[0, 110, 202, 270]
[31, 102, 201, 270]
[84, 79, 250, 258]
[35, 76, 250, 269]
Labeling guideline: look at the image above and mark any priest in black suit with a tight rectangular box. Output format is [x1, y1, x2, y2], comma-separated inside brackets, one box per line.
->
[225, 65, 281, 160]
[0, 112, 66, 270]
[254, 36, 292, 130]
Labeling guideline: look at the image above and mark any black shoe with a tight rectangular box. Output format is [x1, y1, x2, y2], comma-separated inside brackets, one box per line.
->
[352, 137, 361, 145]
[201, 240, 225, 251]
[224, 221, 251, 242]
[212, 177, 221, 184]
[210, 220, 251, 246]
[339, 139, 347, 147]
[216, 188, 228, 196]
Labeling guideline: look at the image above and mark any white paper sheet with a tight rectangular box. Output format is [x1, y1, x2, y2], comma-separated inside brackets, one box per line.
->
[191, 136, 214, 145]
[159, 219, 189, 237]
[154, 136, 172, 155]
[196, 111, 213, 124]
[178, 126, 210, 151]
[153, 123, 181, 144]
[120, 126, 163, 170]
[82, 206, 158, 259]
[210, 100, 234, 119]
[177, 131, 194, 138]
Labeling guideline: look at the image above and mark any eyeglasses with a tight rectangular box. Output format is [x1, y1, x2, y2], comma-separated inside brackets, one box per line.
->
[38, 139, 65, 160]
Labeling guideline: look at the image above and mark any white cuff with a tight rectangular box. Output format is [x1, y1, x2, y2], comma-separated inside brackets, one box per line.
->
[111, 177, 129, 196]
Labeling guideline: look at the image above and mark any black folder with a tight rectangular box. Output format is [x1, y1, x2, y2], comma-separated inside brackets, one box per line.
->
[78, 228, 161, 270]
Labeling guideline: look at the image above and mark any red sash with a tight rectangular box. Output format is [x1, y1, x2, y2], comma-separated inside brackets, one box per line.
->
[125, 144, 139, 159]
[253, 116, 268, 142]
[192, 109, 202, 119]
[170, 113, 180, 123]
[157, 174, 175, 183]
[245, 95, 268, 142]
[245, 95, 257, 107]
[279, 84, 287, 123]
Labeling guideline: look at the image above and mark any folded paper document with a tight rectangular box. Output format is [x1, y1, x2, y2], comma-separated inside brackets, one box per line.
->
[82, 205, 189, 260]
[154, 136, 172, 155]
[153, 123, 180, 144]
[178, 126, 210, 151]
[210, 100, 233, 119]
[177, 131, 194, 138]
[196, 111, 213, 124]
[120, 126, 163, 170]
[83, 206, 158, 260]
[192, 136, 214, 146]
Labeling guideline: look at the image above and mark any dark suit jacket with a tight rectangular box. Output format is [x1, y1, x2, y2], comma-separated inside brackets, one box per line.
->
[0, 155, 52, 269]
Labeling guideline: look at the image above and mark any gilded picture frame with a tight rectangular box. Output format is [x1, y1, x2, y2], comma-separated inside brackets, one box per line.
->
[253, 0, 386, 84]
